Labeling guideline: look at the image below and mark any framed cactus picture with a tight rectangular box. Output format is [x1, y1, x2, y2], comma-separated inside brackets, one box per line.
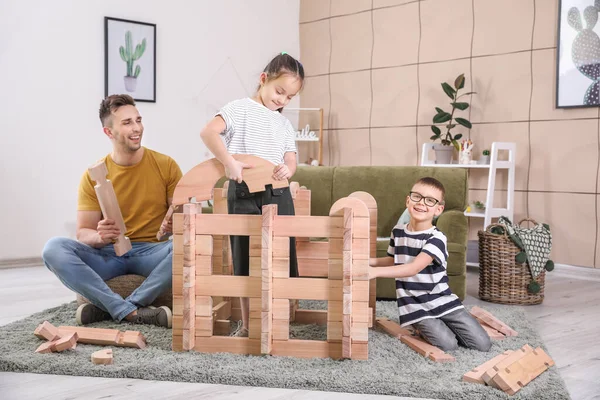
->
[105, 17, 156, 102]
[556, 0, 600, 108]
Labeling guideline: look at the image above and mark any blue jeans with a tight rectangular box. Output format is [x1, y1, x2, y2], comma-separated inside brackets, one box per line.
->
[411, 308, 492, 352]
[42, 237, 173, 322]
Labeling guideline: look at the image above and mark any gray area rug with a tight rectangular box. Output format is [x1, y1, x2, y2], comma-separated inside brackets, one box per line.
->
[0, 300, 570, 400]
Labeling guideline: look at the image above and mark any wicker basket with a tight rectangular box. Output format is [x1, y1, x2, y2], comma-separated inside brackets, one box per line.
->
[478, 220, 545, 305]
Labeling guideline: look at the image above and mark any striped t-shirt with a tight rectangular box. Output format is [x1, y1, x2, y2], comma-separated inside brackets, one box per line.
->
[217, 98, 297, 165]
[387, 223, 463, 327]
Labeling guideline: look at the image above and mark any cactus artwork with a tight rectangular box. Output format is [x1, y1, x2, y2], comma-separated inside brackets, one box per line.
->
[568, 1, 600, 105]
[119, 31, 146, 92]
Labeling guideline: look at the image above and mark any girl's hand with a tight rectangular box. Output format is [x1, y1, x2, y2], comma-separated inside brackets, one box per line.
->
[272, 164, 291, 180]
[226, 159, 253, 183]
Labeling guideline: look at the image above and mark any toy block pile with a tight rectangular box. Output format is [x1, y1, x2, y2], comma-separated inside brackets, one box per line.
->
[463, 344, 554, 395]
[33, 320, 146, 365]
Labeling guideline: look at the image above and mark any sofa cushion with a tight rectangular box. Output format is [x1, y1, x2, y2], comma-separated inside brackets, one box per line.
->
[291, 166, 336, 217]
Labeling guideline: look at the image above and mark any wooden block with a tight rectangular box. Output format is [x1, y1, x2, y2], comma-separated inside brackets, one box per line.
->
[195, 214, 262, 236]
[351, 239, 370, 260]
[58, 326, 146, 349]
[481, 324, 505, 340]
[329, 198, 370, 218]
[272, 257, 290, 278]
[273, 216, 344, 239]
[296, 241, 329, 260]
[343, 314, 352, 337]
[249, 297, 262, 320]
[375, 317, 413, 338]
[327, 321, 343, 342]
[273, 319, 289, 340]
[273, 236, 290, 258]
[35, 340, 56, 354]
[173, 295, 183, 315]
[53, 332, 78, 352]
[342, 208, 353, 250]
[249, 318, 261, 340]
[249, 256, 262, 277]
[272, 339, 341, 359]
[195, 255, 212, 276]
[273, 299, 290, 320]
[342, 336, 352, 359]
[343, 251, 352, 290]
[328, 239, 343, 259]
[172, 335, 183, 351]
[194, 316, 214, 332]
[351, 302, 370, 324]
[195, 296, 213, 317]
[492, 347, 555, 395]
[195, 276, 261, 297]
[193, 336, 262, 355]
[213, 320, 231, 336]
[351, 321, 368, 342]
[91, 348, 113, 365]
[295, 309, 328, 325]
[88, 161, 132, 256]
[463, 351, 514, 385]
[400, 335, 455, 363]
[34, 321, 61, 341]
[471, 306, 518, 337]
[351, 342, 368, 360]
[298, 258, 328, 277]
[482, 344, 534, 387]
[249, 235, 262, 257]
[352, 280, 369, 302]
[195, 234, 213, 255]
[327, 258, 343, 279]
[212, 301, 231, 321]
[343, 293, 352, 314]
[172, 253, 183, 275]
[273, 277, 340, 301]
[327, 301, 342, 322]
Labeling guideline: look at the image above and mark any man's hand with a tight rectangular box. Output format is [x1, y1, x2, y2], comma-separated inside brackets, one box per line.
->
[159, 215, 173, 236]
[225, 159, 253, 183]
[96, 218, 120, 245]
[272, 164, 291, 181]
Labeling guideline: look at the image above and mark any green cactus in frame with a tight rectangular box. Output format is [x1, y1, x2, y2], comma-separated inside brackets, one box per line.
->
[119, 31, 146, 78]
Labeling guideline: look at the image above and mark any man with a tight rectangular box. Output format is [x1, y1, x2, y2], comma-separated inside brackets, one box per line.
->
[42, 94, 182, 327]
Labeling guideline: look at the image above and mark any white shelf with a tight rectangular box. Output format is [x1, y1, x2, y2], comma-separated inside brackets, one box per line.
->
[421, 142, 516, 228]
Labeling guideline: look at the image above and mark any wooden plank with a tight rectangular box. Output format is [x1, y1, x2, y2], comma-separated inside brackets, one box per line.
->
[375, 317, 412, 339]
[471, 306, 518, 337]
[195, 214, 262, 236]
[330, 238, 369, 260]
[327, 321, 343, 342]
[400, 335, 456, 363]
[296, 241, 329, 259]
[193, 336, 262, 355]
[213, 320, 231, 336]
[33, 321, 61, 341]
[261, 205, 275, 355]
[273, 216, 344, 238]
[271, 339, 342, 360]
[195, 296, 213, 317]
[194, 255, 212, 276]
[463, 351, 514, 385]
[482, 344, 533, 387]
[195, 276, 261, 297]
[182, 203, 199, 351]
[57, 326, 146, 349]
[298, 258, 329, 277]
[272, 299, 290, 320]
[327, 301, 342, 322]
[194, 234, 213, 255]
[273, 278, 341, 300]
[273, 319, 289, 340]
[212, 301, 231, 321]
[492, 347, 554, 395]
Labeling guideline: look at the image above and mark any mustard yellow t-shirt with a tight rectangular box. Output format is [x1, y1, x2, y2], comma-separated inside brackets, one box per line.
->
[78, 147, 183, 242]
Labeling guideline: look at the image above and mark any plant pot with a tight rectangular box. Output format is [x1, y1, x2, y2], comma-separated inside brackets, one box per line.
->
[432, 144, 454, 164]
[478, 155, 490, 165]
[124, 76, 137, 92]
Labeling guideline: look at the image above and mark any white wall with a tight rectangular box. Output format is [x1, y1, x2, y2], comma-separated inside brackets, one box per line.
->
[0, 0, 300, 259]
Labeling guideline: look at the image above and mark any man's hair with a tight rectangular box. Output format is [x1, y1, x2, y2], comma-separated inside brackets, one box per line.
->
[99, 94, 136, 127]
[414, 177, 446, 204]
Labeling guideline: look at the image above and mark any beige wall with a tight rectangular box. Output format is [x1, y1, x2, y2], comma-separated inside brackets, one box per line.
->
[298, 0, 599, 268]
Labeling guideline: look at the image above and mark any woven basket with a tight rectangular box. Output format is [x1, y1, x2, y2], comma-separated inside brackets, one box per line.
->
[478, 219, 545, 305]
[76, 274, 173, 309]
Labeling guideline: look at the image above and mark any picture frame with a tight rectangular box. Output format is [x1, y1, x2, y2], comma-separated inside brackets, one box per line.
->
[556, 0, 600, 108]
[105, 17, 156, 102]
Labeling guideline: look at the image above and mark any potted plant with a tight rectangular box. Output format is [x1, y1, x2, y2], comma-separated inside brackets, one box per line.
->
[430, 74, 475, 164]
[479, 149, 491, 164]
[119, 31, 146, 92]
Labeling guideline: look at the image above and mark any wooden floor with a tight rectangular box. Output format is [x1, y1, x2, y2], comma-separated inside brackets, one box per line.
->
[0, 264, 599, 399]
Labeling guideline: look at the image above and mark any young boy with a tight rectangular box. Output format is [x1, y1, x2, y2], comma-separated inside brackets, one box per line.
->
[369, 177, 491, 352]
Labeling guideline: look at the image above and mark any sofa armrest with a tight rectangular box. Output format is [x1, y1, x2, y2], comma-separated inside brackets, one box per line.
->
[435, 210, 468, 247]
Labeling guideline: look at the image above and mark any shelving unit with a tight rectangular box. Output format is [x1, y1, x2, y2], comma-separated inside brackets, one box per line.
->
[420, 141, 516, 232]
[285, 107, 324, 165]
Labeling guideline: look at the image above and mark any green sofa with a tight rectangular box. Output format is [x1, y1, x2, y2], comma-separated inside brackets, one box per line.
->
[292, 166, 469, 300]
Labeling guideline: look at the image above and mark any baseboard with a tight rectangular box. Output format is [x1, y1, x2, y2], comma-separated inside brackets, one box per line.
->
[0, 257, 44, 269]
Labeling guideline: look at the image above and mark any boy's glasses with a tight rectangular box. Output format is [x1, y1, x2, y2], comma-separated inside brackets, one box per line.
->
[409, 192, 442, 207]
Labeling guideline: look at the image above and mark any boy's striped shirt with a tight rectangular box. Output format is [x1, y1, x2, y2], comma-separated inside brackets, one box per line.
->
[217, 98, 297, 166]
[387, 223, 463, 327]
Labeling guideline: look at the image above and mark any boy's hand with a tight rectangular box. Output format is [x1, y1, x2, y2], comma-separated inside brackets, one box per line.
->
[226, 159, 253, 183]
[368, 266, 379, 280]
[369, 257, 377, 267]
[272, 164, 291, 181]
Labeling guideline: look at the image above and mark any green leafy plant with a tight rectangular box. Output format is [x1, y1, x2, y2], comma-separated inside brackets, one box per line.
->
[119, 31, 146, 78]
[473, 201, 485, 210]
[483, 149, 490, 156]
[430, 74, 475, 151]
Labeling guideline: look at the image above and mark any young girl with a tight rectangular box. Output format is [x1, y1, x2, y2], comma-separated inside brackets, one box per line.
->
[200, 52, 304, 337]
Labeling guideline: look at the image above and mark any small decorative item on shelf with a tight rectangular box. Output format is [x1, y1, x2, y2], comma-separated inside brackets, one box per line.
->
[459, 139, 474, 164]
[465, 201, 485, 213]
[479, 149, 491, 165]
[296, 124, 317, 140]
[429, 73, 475, 164]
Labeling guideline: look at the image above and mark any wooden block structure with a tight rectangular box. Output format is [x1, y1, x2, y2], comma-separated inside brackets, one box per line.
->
[463, 344, 554, 395]
[88, 161, 132, 256]
[169, 155, 379, 360]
